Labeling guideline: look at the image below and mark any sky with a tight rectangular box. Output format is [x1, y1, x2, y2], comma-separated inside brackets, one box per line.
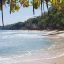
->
[0, 3, 48, 26]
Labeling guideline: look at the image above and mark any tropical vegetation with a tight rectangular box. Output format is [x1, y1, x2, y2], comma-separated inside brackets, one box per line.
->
[0, 7, 64, 30]
[0, 0, 64, 28]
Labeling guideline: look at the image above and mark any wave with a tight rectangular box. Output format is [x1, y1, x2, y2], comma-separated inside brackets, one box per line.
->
[1, 30, 56, 40]
[1, 33, 48, 39]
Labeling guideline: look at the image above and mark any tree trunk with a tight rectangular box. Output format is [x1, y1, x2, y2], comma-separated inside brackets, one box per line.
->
[33, 0, 35, 15]
[1, 0, 4, 27]
[41, 0, 43, 15]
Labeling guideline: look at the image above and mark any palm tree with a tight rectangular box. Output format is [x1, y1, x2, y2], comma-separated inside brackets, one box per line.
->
[0, 0, 63, 27]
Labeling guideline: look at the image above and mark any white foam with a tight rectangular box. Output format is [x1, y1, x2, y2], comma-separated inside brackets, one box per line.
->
[1, 33, 47, 39]
[0, 51, 64, 64]
[0, 30, 49, 39]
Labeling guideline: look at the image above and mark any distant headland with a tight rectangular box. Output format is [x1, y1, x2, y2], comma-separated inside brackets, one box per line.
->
[0, 9, 64, 30]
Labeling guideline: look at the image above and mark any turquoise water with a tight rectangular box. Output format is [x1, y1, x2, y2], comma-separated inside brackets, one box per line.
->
[0, 30, 53, 56]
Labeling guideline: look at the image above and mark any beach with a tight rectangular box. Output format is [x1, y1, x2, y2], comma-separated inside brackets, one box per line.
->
[0, 30, 64, 64]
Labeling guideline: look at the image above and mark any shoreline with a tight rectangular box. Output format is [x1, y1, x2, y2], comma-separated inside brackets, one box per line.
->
[0, 48, 64, 64]
[0, 30, 64, 64]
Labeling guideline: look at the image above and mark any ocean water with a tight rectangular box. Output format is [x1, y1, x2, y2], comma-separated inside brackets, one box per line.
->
[0, 30, 53, 57]
[0, 30, 64, 64]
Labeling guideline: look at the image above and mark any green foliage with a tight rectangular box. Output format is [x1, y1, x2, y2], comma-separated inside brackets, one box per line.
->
[20, 0, 29, 7]
[0, 0, 64, 27]
[2, 8, 64, 30]
[0, 0, 64, 12]
[31, 0, 40, 9]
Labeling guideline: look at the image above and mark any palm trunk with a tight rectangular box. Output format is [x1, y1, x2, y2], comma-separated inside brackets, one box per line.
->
[45, 0, 49, 15]
[1, 0, 4, 27]
[10, 0, 11, 14]
[41, 0, 43, 15]
[33, 0, 35, 15]
[43, 0, 45, 15]
[41, 0, 45, 16]
[15, 0, 16, 9]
